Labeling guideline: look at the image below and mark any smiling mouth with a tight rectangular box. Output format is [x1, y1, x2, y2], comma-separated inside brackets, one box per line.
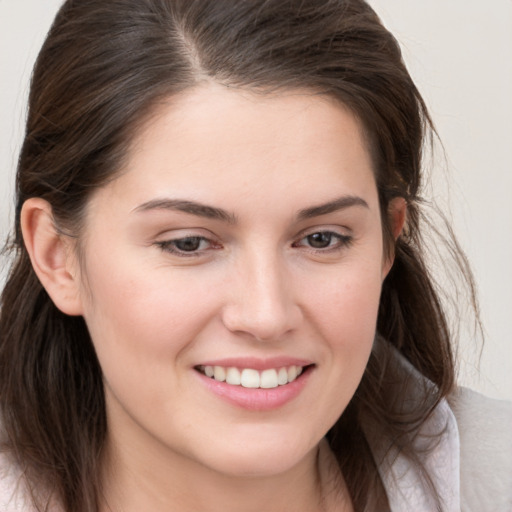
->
[195, 365, 310, 389]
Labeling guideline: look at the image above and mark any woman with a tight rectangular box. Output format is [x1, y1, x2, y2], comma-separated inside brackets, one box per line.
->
[0, 1, 510, 511]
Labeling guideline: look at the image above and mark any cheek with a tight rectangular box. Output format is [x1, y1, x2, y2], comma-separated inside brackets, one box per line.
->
[79, 255, 219, 372]
[79, 262, 224, 427]
[308, 259, 383, 343]
[303, 259, 383, 408]
[288, 293, 380, 444]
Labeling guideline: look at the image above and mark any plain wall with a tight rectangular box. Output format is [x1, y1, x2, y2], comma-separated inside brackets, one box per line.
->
[1, 0, 511, 400]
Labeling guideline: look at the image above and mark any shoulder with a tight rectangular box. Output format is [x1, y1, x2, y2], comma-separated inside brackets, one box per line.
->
[448, 387, 512, 512]
[0, 450, 33, 512]
[0, 450, 61, 512]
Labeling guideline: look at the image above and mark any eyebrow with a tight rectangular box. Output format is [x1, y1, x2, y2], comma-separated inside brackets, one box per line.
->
[133, 198, 237, 223]
[297, 195, 369, 220]
[133, 194, 368, 223]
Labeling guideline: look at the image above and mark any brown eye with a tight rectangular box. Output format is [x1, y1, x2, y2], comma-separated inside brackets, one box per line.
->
[293, 230, 353, 252]
[156, 236, 214, 256]
[173, 237, 203, 252]
[306, 232, 334, 249]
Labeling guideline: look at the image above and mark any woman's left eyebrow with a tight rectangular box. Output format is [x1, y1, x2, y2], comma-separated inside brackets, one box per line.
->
[297, 195, 369, 220]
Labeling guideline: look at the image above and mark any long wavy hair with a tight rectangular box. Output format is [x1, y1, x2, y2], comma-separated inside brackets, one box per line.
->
[0, 1, 477, 511]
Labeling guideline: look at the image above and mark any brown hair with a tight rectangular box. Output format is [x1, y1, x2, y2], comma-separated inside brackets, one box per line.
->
[0, 1, 476, 511]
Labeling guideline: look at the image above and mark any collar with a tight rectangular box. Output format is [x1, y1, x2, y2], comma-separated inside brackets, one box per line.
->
[365, 349, 461, 511]
[375, 396, 460, 511]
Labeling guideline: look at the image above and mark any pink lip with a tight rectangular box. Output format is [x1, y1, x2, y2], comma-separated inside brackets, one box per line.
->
[196, 356, 313, 371]
[194, 364, 314, 411]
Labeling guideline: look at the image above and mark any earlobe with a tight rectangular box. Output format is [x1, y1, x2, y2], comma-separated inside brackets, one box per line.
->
[21, 198, 84, 316]
[382, 196, 407, 278]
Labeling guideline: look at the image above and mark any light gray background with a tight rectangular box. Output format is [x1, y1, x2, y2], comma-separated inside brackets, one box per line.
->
[1, 1, 511, 399]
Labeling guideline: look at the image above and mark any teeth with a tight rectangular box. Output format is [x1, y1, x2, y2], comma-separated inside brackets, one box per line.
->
[226, 367, 241, 386]
[213, 366, 226, 382]
[277, 367, 288, 385]
[260, 369, 278, 389]
[200, 365, 305, 388]
[241, 369, 260, 388]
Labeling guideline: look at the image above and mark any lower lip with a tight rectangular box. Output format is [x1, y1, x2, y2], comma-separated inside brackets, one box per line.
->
[195, 367, 313, 411]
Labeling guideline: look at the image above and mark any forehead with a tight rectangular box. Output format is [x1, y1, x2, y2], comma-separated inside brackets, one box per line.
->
[136, 84, 370, 155]
[90, 84, 378, 215]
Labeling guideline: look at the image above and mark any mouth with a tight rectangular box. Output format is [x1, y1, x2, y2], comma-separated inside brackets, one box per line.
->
[195, 364, 311, 389]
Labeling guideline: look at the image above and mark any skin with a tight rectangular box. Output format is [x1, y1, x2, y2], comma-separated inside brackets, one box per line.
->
[22, 84, 405, 512]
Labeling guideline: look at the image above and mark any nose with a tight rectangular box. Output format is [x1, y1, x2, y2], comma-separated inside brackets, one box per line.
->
[221, 250, 303, 342]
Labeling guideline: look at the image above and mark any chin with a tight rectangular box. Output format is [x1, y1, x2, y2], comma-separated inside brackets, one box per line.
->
[195, 429, 319, 478]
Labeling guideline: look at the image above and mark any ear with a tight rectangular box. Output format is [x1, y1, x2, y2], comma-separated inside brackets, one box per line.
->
[381, 196, 407, 278]
[21, 198, 84, 316]
[388, 196, 407, 240]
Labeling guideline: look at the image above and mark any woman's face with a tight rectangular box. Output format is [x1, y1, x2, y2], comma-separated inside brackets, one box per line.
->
[77, 85, 394, 478]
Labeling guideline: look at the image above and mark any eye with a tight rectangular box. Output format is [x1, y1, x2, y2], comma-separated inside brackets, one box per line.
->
[306, 232, 335, 249]
[155, 236, 217, 256]
[293, 230, 352, 251]
[172, 237, 205, 252]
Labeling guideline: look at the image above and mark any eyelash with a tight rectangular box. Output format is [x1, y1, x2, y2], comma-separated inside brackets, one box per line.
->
[155, 230, 352, 257]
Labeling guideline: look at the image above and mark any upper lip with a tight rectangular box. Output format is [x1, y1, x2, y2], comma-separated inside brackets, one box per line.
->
[195, 357, 313, 371]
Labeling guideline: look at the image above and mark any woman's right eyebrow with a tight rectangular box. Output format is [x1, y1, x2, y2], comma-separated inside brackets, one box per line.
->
[132, 198, 237, 224]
